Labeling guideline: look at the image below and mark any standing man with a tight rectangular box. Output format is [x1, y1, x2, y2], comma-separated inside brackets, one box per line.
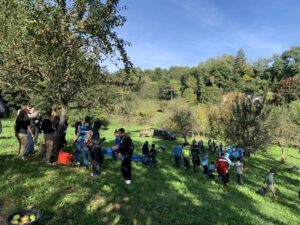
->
[113, 128, 134, 186]
[73, 116, 92, 169]
[15, 106, 31, 160]
[15, 103, 28, 154]
[198, 139, 203, 152]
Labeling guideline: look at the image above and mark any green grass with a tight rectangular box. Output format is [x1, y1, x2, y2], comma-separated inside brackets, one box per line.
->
[0, 119, 299, 225]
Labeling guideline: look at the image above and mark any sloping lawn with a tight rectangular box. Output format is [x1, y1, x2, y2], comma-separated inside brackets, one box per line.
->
[0, 119, 299, 225]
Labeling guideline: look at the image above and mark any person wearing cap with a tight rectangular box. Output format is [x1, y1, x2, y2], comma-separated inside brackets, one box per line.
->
[264, 168, 277, 200]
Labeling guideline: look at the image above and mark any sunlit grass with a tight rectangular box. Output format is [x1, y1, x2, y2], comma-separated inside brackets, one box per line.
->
[0, 119, 299, 225]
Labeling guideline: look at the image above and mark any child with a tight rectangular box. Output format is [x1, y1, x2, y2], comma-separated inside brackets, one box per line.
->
[208, 161, 216, 179]
[182, 144, 190, 170]
[142, 141, 149, 163]
[235, 157, 243, 185]
[191, 146, 200, 173]
[201, 154, 208, 175]
[264, 168, 277, 200]
[150, 144, 157, 168]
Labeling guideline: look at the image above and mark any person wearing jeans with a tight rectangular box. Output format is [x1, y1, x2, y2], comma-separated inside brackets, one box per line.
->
[76, 141, 89, 168]
[16, 108, 30, 160]
[73, 116, 92, 169]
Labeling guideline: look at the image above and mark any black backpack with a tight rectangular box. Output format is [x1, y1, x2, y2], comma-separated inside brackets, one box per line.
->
[92, 129, 101, 147]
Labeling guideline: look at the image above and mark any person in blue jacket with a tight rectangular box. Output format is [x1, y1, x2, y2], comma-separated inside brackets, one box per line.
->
[201, 154, 209, 175]
[173, 144, 183, 168]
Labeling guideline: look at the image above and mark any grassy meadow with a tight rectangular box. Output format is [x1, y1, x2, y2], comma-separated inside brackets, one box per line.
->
[0, 118, 299, 225]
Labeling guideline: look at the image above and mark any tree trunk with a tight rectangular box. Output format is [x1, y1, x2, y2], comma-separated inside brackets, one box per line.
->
[53, 105, 68, 161]
[280, 147, 286, 163]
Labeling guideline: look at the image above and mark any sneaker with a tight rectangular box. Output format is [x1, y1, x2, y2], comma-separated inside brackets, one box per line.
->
[125, 180, 131, 185]
[90, 173, 95, 177]
[75, 162, 80, 167]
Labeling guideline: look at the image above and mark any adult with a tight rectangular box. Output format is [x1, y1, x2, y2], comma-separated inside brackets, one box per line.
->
[219, 142, 223, 153]
[15, 106, 31, 160]
[41, 111, 55, 164]
[208, 139, 212, 152]
[73, 116, 92, 169]
[182, 144, 190, 170]
[87, 120, 104, 176]
[216, 153, 229, 185]
[15, 103, 28, 154]
[51, 108, 61, 158]
[173, 144, 183, 168]
[212, 141, 217, 154]
[25, 106, 37, 156]
[191, 145, 200, 173]
[62, 119, 68, 147]
[113, 128, 134, 185]
[192, 139, 197, 148]
[198, 139, 203, 152]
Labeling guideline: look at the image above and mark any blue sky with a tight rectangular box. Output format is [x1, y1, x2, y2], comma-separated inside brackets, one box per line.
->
[111, 0, 300, 70]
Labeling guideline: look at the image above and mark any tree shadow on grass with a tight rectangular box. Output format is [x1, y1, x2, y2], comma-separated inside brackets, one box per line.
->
[0, 139, 299, 225]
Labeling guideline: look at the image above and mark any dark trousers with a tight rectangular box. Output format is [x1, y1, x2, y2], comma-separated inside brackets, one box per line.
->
[25, 130, 35, 155]
[220, 173, 227, 185]
[237, 173, 243, 185]
[112, 150, 117, 160]
[15, 132, 21, 155]
[90, 146, 103, 175]
[203, 165, 208, 175]
[183, 157, 190, 170]
[193, 158, 199, 173]
[121, 155, 132, 180]
[226, 172, 230, 184]
[175, 156, 180, 168]
[150, 158, 157, 168]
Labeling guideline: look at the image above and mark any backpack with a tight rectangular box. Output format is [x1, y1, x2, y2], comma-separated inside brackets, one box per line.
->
[258, 186, 267, 196]
[84, 130, 93, 148]
[92, 129, 101, 147]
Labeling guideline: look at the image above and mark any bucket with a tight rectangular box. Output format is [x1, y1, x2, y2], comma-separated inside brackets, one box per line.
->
[57, 151, 73, 165]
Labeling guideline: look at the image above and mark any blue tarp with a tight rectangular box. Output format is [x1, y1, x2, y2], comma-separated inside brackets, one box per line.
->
[102, 147, 145, 162]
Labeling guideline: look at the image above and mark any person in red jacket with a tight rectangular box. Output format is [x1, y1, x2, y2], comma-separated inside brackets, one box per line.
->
[216, 152, 229, 185]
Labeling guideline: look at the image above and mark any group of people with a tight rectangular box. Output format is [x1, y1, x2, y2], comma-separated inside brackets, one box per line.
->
[173, 140, 244, 185]
[11, 104, 283, 195]
[14, 103, 67, 163]
[14, 103, 135, 186]
[172, 139, 280, 200]
[141, 141, 157, 168]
